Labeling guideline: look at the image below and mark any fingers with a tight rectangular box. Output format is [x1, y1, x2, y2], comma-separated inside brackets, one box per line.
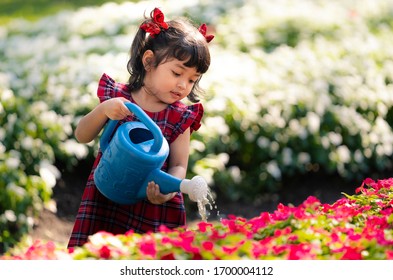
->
[119, 97, 133, 115]
[104, 98, 133, 120]
[146, 181, 174, 205]
[146, 181, 161, 204]
[147, 181, 159, 197]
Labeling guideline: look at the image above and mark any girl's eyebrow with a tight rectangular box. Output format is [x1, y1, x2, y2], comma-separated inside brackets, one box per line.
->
[175, 63, 201, 76]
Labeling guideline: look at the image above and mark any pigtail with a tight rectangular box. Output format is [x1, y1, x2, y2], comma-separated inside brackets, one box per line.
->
[127, 22, 149, 90]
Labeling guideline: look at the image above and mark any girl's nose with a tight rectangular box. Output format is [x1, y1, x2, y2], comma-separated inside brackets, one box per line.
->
[177, 79, 186, 90]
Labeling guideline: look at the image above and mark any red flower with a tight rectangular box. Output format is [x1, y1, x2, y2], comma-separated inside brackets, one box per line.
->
[139, 240, 157, 258]
[340, 246, 362, 260]
[159, 224, 173, 233]
[161, 253, 175, 260]
[222, 246, 238, 254]
[99, 245, 111, 259]
[202, 241, 214, 251]
[386, 250, 393, 260]
[287, 244, 314, 260]
[198, 222, 213, 232]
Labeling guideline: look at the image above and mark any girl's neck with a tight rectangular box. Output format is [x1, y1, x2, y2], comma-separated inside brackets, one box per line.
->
[131, 87, 169, 113]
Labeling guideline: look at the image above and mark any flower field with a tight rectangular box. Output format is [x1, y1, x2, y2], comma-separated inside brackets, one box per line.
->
[2, 177, 393, 260]
[2, 0, 393, 257]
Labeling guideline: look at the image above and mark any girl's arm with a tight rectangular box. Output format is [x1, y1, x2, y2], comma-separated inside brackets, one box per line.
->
[146, 127, 191, 204]
[167, 127, 191, 179]
[75, 97, 131, 143]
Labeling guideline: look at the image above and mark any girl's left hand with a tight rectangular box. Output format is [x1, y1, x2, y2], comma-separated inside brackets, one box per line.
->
[146, 181, 176, 204]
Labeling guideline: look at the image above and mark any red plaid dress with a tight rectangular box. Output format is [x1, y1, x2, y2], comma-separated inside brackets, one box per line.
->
[67, 73, 203, 248]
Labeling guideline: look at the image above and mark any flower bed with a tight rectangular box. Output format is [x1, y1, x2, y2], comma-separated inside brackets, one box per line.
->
[2, 177, 393, 260]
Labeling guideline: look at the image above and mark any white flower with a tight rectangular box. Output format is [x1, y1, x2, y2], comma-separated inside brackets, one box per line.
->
[282, 147, 293, 166]
[336, 145, 351, 163]
[203, 116, 229, 136]
[61, 139, 89, 159]
[307, 112, 320, 134]
[4, 210, 17, 222]
[228, 166, 242, 183]
[298, 152, 311, 165]
[21, 136, 34, 150]
[39, 160, 61, 188]
[257, 136, 270, 149]
[266, 161, 281, 179]
[0, 88, 14, 101]
[5, 157, 20, 169]
[328, 132, 342, 146]
[190, 140, 205, 153]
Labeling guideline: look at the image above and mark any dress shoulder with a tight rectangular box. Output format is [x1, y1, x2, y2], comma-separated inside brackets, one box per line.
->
[97, 73, 131, 103]
[168, 101, 204, 142]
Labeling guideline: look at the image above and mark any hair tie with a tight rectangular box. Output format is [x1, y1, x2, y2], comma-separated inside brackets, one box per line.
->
[198, 24, 214, 43]
[140, 8, 169, 38]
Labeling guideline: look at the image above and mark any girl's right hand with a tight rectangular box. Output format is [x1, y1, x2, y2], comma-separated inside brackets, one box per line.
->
[102, 97, 132, 120]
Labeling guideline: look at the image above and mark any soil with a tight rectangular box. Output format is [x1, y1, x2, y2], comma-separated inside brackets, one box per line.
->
[30, 159, 364, 246]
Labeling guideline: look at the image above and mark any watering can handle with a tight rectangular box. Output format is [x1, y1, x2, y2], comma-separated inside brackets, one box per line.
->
[99, 101, 163, 153]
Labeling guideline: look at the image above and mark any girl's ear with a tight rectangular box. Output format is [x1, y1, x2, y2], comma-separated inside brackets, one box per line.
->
[142, 50, 154, 71]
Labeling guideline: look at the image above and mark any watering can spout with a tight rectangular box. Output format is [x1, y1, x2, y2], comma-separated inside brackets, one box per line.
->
[144, 169, 182, 194]
[143, 169, 208, 203]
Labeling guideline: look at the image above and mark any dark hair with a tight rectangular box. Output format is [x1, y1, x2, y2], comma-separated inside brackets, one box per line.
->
[127, 16, 211, 102]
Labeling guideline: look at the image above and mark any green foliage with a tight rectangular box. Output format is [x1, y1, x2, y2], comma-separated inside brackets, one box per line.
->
[0, 0, 131, 24]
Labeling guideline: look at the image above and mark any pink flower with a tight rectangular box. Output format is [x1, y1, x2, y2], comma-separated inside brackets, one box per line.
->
[340, 246, 362, 260]
[288, 234, 298, 242]
[302, 196, 321, 208]
[287, 244, 314, 260]
[386, 250, 393, 260]
[248, 212, 271, 233]
[202, 241, 214, 251]
[272, 245, 287, 255]
[198, 222, 213, 233]
[222, 246, 238, 254]
[158, 225, 173, 233]
[139, 240, 157, 258]
[161, 237, 172, 244]
[99, 245, 111, 259]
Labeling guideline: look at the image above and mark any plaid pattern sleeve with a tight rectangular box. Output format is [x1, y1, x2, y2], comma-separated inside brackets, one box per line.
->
[97, 73, 131, 102]
[167, 102, 204, 143]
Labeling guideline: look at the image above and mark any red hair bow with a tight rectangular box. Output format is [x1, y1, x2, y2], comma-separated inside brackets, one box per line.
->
[198, 23, 214, 43]
[140, 8, 169, 38]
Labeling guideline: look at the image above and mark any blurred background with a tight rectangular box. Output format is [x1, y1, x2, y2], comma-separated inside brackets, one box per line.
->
[1, 0, 393, 253]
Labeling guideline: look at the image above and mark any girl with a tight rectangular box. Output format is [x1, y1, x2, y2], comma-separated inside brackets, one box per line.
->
[67, 8, 213, 248]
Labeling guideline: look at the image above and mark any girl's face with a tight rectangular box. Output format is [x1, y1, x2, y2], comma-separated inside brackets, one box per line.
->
[143, 57, 201, 105]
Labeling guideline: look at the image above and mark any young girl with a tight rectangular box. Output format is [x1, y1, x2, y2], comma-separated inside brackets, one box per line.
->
[67, 8, 213, 248]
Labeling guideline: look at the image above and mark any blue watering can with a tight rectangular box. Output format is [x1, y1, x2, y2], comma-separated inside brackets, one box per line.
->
[94, 101, 208, 205]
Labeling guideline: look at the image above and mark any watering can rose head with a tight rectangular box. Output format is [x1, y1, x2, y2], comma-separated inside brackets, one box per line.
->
[180, 176, 209, 202]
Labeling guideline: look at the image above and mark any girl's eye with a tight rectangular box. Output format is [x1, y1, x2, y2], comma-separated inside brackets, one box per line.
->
[189, 79, 196, 84]
[172, 71, 180, 76]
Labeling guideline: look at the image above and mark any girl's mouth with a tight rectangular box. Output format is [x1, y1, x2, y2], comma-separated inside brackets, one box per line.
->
[170, 91, 181, 98]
